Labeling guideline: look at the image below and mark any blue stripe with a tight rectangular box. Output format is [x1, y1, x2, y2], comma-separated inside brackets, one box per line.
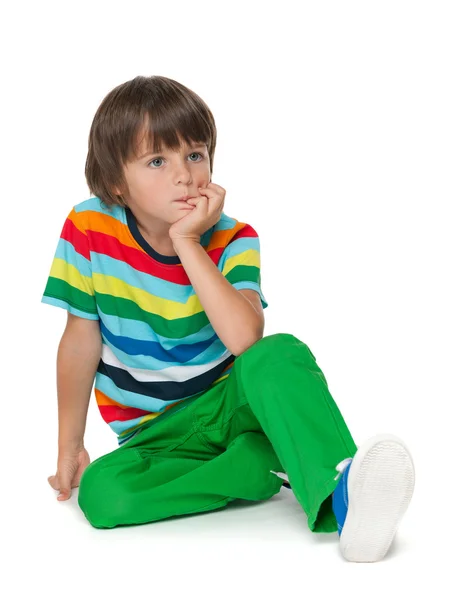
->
[91, 239, 260, 300]
[233, 281, 268, 308]
[91, 252, 194, 301]
[100, 319, 221, 361]
[74, 197, 126, 222]
[218, 235, 261, 266]
[55, 238, 92, 277]
[214, 213, 237, 231]
[108, 415, 151, 435]
[101, 333, 229, 370]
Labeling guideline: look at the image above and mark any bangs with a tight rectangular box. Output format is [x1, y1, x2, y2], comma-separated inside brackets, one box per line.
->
[130, 99, 212, 161]
[85, 75, 217, 207]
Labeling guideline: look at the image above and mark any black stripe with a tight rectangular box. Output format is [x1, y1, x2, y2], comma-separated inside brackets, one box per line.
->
[125, 207, 181, 265]
[97, 353, 235, 401]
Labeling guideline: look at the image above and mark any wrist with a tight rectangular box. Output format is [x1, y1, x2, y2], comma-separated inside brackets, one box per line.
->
[171, 237, 201, 252]
[58, 438, 85, 454]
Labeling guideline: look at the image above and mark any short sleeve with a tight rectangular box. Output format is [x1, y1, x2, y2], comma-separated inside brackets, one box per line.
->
[219, 223, 269, 309]
[41, 208, 99, 320]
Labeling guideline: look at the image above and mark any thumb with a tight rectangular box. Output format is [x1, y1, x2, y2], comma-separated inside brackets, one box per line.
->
[57, 471, 72, 501]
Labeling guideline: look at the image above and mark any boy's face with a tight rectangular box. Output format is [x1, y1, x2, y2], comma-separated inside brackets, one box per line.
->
[113, 134, 211, 231]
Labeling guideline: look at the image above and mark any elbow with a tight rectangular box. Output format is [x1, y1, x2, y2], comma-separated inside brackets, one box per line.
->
[232, 330, 264, 357]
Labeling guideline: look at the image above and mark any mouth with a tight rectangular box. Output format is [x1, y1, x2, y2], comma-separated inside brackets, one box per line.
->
[174, 200, 194, 209]
[175, 195, 194, 202]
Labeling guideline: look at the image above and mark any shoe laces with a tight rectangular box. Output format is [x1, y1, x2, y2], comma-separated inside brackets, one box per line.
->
[270, 470, 290, 483]
[270, 457, 353, 485]
[334, 457, 353, 480]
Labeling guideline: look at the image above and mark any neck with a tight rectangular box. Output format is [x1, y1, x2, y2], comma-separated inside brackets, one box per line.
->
[135, 221, 176, 256]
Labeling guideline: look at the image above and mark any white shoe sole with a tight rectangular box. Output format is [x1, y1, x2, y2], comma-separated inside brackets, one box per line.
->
[339, 433, 415, 563]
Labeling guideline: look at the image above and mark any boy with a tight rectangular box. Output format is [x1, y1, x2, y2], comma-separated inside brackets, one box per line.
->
[43, 75, 415, 562]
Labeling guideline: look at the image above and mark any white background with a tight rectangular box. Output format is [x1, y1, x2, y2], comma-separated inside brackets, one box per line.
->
[2, 0, 449, 598]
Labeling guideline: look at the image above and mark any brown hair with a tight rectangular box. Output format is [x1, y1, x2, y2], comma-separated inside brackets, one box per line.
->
[85, 75, 217, 208]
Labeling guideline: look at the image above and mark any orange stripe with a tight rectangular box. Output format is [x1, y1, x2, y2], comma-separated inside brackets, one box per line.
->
[78, 210, 142, 250]
[95, 388, 129, 409]
[77, 209, 246, 254]
[209, 221, 247, 251]
[96, 387, 192, 415]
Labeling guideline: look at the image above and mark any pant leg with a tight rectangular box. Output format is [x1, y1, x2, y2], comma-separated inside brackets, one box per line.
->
[218, 332, 358, 533]
[79, 331, 357, 532]
[78, 378, 284, 529]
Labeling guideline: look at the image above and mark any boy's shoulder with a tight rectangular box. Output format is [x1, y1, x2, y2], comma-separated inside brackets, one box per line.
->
[66, 197, 126, 234]
[65, 198, 258, 249]
[72, 196, 125, 220]
[210, 212, 260, 248]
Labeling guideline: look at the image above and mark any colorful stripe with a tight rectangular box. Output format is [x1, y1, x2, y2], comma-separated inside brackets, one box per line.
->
[42, 196, 268, 445]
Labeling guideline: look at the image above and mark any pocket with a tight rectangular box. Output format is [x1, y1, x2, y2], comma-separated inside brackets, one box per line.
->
[135, 425, 200, 458]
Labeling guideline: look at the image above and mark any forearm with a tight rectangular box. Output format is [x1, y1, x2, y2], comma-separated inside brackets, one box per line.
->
[173, 239, 262, 356]
[56, 329, 102, 451]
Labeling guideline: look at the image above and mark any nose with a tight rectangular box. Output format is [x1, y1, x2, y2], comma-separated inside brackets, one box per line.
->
[173, 157, 193, 184]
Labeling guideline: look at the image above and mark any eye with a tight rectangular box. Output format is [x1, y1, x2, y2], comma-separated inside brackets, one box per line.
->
[147, 152, 204, 168]
[188, 152, 204, 162]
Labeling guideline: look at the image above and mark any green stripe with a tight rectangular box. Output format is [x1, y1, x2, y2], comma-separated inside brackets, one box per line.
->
[45, 266, 262, 337]
[43, 277, 98, 315]
[96, 265, 261, 338]
[226, 264, 261, 286]
[96, 292, 210, 338]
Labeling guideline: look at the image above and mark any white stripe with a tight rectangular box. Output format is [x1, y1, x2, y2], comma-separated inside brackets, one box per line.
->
[101, 343, 233, 383]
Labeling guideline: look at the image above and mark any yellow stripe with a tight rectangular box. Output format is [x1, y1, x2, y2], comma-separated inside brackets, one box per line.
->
[93, 272, 204, 318]
[49, 247, 259, 316]
[118, 412, 162, 437]
[50, 258, 94, 296]
[222, 248, 260, 276]
[213, 373, 231, 385]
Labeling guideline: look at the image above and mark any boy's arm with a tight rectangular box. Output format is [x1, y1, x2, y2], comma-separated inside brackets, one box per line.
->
[56, 313, 102, 452]
[172, 239, 265, 356]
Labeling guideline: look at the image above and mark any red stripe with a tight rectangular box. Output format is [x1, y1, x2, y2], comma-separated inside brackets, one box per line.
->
[231, 224, 258, 241]
[87, 230, 226, 283]
[98, 404, 152, 423]
[61, 218, 90, 260]
[62, 220, 258, 283]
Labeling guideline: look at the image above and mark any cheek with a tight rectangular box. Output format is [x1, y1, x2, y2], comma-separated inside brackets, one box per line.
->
[139, 173, 160, 191]
[200, 164, 211, 183]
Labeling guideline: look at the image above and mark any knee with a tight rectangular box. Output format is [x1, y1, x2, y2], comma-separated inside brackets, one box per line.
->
[240, 332, 315, 365]
[78, 458, 126, 528]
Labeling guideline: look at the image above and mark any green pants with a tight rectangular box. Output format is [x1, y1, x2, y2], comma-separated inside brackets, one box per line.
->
[78, 333, 358, 532]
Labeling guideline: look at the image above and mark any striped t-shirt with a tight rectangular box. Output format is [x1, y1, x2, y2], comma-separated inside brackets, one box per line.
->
[41, 196, 268, 446]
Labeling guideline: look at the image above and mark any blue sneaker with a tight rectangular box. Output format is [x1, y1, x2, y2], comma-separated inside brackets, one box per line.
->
[332, 433, 415, 562]
[332, 456, 353, 537]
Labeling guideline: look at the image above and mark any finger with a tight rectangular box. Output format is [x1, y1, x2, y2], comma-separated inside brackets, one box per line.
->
[198, 186, 212, 199]
[199, 183, 224, 196]
[57, 489, 72, 501]
[57, 487, 72, 501]
[186, 192, 204, 204]
[187, 196, 208, 209]
[48, 474, 59, 490]
[198, 189, 223, 208]
[48, 474, 71, 499]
